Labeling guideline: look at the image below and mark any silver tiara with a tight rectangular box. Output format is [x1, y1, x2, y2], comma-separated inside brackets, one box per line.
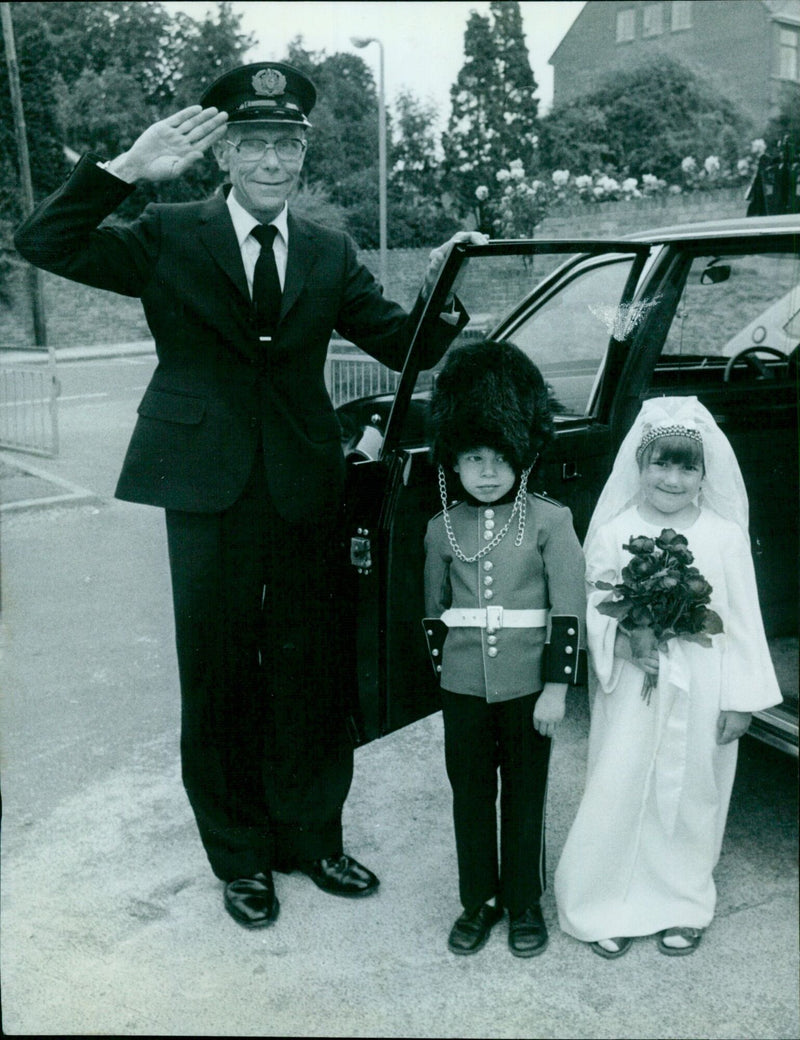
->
[636, 423, 703, 462]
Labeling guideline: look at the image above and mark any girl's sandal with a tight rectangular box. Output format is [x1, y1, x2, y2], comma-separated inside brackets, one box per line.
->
[590, 936, 633, 959]
[657, 927, 704, 956]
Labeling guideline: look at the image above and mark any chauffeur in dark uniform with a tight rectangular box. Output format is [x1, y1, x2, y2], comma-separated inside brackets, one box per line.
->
[15, 61, 480, 928]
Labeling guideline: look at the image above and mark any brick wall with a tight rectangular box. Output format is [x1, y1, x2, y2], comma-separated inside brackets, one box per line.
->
[2, 263, 152, 350]
[359, 185, 748, 308]
[2, 187, 749, 349]
[535, 184, 746, 237]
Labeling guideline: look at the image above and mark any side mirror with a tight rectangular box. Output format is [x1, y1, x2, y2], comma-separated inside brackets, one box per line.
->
[700, 262, 731, 285]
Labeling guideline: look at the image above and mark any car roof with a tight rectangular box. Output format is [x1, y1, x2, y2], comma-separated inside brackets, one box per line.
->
[624, 213, 800, 243]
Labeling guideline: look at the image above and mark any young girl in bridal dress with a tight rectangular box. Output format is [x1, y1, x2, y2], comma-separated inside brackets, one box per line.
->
[554, 396, 782, 959]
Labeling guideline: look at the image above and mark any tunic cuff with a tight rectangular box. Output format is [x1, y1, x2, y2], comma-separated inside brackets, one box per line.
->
[543, 615, 586, 685]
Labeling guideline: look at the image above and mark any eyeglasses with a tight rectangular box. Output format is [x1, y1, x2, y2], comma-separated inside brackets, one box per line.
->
[228, 136, 306, 163]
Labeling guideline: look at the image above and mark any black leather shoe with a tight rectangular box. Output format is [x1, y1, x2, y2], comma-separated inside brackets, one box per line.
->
[508, 904, 548, 957]
[448, 903, 503, 955]
[300, 854, 379, 897]
[224, 872, 280, 928]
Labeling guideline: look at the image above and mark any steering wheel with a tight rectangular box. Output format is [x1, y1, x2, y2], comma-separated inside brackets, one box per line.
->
[723, 345, 788, 382]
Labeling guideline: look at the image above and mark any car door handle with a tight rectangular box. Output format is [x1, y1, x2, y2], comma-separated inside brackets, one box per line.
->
[350, 533, 373, 573]
[562, 462, 582, 481]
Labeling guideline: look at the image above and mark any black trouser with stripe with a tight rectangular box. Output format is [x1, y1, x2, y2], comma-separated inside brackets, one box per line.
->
[441, 688, 552, 918]
[164, 455, 355, 882]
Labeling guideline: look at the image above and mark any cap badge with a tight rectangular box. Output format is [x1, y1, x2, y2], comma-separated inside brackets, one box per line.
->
[252, 68, 287, 97]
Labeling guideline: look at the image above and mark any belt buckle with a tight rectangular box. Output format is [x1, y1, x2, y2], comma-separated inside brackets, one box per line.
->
[486, 605, 503, 632]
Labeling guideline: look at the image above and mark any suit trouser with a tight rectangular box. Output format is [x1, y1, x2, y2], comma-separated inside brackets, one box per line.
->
[440, 688, 552, 918]
[164, 454, 354, 882]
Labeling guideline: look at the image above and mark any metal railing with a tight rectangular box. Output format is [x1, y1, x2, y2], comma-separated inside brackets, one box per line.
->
[0, 362, 59, 456]
[324, 342, 401, 408]
[0, 340, 413, 457]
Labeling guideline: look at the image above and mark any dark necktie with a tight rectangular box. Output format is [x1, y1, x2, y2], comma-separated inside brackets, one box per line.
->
[251, 224, 282, 341]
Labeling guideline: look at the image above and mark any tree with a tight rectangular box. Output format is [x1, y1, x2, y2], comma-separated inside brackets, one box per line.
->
[280, 38, 392, 245]
[10, 1, 253, 111]
[383, 89, 457, 246]
[538, 56, 752, 182]
[442, 1, 538, 214]
[290, 182, 349, 230]
[285, 39, 380, 201]
[0, 15, 68, 220]
[391, 90, 441, 200]
[1, 2, 253, 218]
[167, 3, 256, 109]
[54, 62, 153, 160]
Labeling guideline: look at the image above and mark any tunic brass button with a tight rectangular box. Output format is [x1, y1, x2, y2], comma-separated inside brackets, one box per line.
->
[487, 646, 498, 658]
[565, 646, 574, 654]
[484, 575, 493, 586]
[487, 635, 497, 645]
[483, 530, 493, 541]
[483, 561, 493, 571]
[484, 589, 494, 599]
[564, 665, 572, 675]
[567, 627, 576, 636]
[484, 509, 495, 519]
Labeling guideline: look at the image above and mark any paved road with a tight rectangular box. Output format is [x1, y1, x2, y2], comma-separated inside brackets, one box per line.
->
[1, 354, 798, 1038]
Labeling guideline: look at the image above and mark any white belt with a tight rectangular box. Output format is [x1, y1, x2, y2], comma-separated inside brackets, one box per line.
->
[440, 607, 547, 632]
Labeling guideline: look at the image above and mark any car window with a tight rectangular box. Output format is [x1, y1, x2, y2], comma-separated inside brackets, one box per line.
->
[657, 251, 800, 381]
[502, 255, 637, 416]
[403, 251, 637, 424]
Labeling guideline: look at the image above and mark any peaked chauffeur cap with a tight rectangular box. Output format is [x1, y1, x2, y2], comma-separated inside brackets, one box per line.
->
[201, 61, 316, 126]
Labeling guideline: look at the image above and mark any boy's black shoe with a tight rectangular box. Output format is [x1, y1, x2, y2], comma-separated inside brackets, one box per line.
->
[508, 904, 549, 957]
[447, 903, 503, 955]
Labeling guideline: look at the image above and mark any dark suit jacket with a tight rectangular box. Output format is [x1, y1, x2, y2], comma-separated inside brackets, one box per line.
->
[15, 154, 458, 520]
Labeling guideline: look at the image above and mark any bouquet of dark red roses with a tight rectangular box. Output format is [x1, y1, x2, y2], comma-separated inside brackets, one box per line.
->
[594, 528, 724, 703]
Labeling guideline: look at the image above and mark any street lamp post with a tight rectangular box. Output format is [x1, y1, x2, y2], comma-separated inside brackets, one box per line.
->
[351, 36, 387, 294]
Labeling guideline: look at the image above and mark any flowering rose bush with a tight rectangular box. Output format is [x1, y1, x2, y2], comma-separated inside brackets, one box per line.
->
[474, 137, 766, 238]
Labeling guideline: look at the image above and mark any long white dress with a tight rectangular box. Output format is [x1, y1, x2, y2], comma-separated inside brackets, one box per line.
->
[554, 505, 782, 940]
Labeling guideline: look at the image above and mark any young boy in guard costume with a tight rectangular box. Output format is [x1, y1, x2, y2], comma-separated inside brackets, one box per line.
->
[423, 339, 586, 958]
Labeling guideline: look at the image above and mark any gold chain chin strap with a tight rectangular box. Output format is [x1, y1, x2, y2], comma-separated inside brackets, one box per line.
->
[437, 464, 533, 564]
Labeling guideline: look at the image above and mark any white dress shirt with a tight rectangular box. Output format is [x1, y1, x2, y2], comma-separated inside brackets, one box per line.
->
[226, 190, 289, 296]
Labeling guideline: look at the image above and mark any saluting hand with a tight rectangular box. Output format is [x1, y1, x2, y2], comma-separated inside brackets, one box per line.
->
[105, 106, 229, 184]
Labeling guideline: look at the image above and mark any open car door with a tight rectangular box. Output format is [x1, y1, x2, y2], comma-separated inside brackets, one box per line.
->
[340, 239, 652, 745]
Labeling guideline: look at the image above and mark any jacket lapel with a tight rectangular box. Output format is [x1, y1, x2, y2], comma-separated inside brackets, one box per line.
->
[198, 193, 250, 302]
[282, 211, 320, 320]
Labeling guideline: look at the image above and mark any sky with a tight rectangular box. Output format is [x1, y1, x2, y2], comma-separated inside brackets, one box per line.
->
[164, 1, 586, 124]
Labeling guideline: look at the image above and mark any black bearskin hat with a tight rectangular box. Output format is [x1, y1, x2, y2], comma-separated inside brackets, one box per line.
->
[428, 338, 554, 472]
